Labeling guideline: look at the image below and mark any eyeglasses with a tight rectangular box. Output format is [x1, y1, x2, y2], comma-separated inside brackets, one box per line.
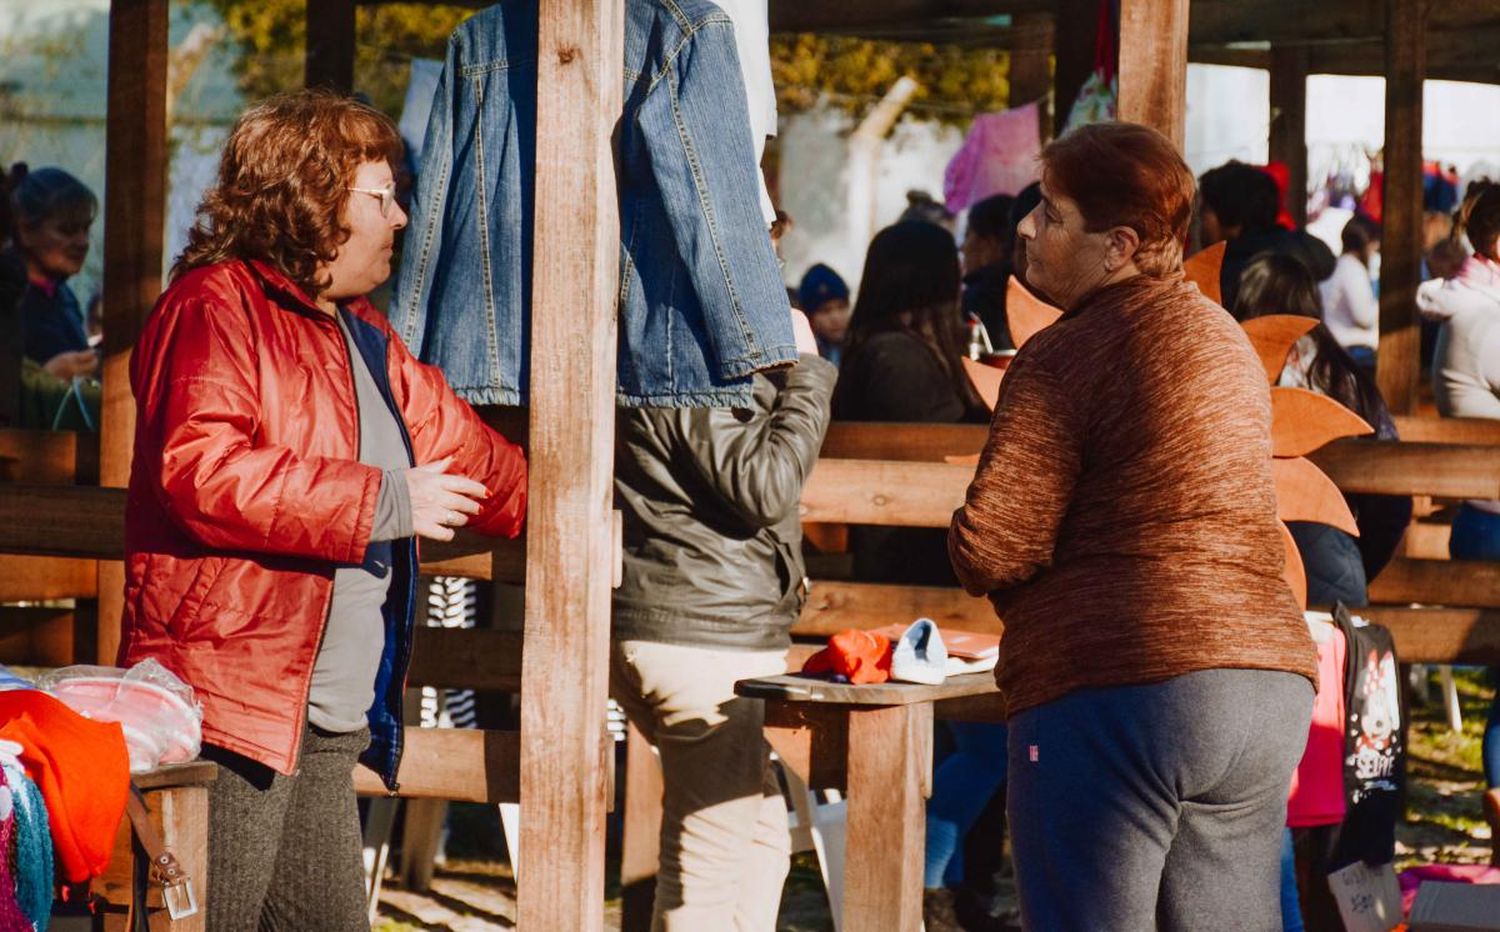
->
[348, 182, 398, 218]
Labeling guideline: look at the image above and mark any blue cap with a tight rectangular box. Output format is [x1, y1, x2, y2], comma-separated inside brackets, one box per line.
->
[798, 263, 849, 312]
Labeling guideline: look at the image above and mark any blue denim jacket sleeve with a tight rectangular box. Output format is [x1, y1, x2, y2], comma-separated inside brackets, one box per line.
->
[391, 35, 458, 362]
[637, 18, 796, 380]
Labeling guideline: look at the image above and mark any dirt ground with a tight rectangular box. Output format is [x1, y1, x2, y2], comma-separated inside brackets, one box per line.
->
[373, 669, 1495, 931]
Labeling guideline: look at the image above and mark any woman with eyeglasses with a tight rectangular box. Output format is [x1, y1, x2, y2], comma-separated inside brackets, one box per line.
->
[121, 89, 528, 931]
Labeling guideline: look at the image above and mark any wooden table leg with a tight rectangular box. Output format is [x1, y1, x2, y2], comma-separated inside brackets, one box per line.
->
[166, 783, 210, 931]
[105, 783, 210, 931]
[842, 703, 933, 931]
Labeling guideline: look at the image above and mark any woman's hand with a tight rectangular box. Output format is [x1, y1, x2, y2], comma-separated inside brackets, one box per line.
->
[42, 349, 100, 380]
[404, 457, 488, 542]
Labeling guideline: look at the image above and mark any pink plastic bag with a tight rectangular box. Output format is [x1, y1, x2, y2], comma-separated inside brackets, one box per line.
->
[943, 103, 1042, 214]
[38, 660, 202, 773]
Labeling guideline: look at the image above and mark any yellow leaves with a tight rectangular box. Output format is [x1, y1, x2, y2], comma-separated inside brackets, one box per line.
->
[204, 1, 474, 115]
[770, 34, 1013, 127]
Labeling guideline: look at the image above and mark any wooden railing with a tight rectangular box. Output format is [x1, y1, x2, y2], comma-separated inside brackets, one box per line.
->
[2, 416, 1496, 816]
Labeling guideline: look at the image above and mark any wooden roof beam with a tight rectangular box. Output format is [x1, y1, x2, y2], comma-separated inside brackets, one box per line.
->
[1190, 37, 1500, 85]
[795, 18, 1055, 52]
[1306, 30, 1500, 84]
[1189, 0, 1500, 47]
[768, 0, 1053, 34]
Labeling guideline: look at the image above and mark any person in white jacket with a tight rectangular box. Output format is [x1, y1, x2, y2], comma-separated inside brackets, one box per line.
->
[1321, 215, 1382, 372]
[1416, 180, 1500, 862]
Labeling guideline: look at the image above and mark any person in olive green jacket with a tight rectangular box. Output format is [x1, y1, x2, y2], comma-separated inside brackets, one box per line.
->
[611, 308, 834, 932]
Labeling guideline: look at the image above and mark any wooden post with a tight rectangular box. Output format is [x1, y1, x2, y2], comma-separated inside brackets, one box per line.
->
[1269, 46, 1310, 228]
[620, 723, 664, 932]
[518, 0, 623, 928]
[305, 0, 357, 93]
[99, 0, 169, 664]
[1009, 13, 1056, 140]
[1117, 0, 1190, 150]
[1053, 0, 1099, 135]
[1378, 0, 1429, 415]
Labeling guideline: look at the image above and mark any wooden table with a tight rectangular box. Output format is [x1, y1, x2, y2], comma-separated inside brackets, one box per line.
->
[94, 760, 217, 931]
[735, 672, 1002, 931]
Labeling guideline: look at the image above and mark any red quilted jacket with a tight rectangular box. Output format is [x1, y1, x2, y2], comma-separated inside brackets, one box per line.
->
[120, 259, 526, 780]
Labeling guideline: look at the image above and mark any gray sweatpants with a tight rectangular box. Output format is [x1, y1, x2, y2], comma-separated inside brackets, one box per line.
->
[1006, 668, 1314, 932]
[203, 724, 370, 931]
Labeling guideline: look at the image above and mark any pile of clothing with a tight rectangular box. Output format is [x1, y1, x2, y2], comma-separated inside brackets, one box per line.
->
[0, 672, 131, 930]
[802, 618, 1000, 686]
[0, 659, 202, 929]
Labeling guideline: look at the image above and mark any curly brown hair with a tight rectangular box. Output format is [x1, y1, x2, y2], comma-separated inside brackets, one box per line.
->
[174, 89, 404, 298]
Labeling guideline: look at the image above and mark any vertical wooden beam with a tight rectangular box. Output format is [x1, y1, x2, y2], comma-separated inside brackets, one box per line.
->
[1009, 13, 1056, 140]
[305, 0, 357, 93]
[518, 0, 623, 928]
[1053, 0, 1099, 136]
[1378, 0, 1429, 414]
[100, 0, 170, 663]
[1117, 0, 1191, 150]
[620, 723, 664, 932]
[1269, 46, 1310, 228]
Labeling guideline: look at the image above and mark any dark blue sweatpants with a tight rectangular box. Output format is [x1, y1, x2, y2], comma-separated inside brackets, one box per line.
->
[1006, 668, 1314, 932]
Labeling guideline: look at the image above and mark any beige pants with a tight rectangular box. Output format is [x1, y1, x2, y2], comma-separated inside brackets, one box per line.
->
[611, 640, 791, 932]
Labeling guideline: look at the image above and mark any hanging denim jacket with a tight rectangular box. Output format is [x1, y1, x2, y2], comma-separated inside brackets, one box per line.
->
[393, 0, 797, 408]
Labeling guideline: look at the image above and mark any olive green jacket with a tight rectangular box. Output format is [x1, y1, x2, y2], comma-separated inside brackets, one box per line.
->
[612, 354, 837, 650]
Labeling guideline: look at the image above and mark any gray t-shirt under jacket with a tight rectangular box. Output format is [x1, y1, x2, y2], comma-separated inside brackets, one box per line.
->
[307, 314, 414, 733]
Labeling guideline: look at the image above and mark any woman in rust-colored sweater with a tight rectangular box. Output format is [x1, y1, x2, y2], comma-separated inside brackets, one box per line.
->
[948, 123, 1317, 931]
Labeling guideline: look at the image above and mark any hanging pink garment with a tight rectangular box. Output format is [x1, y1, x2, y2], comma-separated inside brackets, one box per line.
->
[943, 102, 1042, 214]
[1287, 624, 1347, 828]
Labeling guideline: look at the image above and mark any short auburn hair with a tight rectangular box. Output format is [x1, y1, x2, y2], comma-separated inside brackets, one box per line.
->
[174, 89, 404, 298]
[1039, 123, 1196, 278]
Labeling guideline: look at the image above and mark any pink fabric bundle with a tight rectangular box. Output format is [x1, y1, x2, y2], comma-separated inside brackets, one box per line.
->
[943, 103, 1042, 214]
[1398, 863, 1500, 917]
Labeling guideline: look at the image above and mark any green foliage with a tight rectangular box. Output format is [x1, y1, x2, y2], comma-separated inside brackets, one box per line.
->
[202, 1, 475, 118]
[771, 34, 1010, 126]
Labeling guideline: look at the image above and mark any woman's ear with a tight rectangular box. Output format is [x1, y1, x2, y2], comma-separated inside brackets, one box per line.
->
[1105, 226, 1141, 271]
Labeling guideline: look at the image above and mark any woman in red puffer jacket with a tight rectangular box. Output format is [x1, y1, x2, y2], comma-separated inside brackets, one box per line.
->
[121, 90, 526, 931]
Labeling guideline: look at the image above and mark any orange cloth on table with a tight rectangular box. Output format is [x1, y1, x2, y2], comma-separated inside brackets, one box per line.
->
[802, 629, 893, 684]
[0, 689, 130, 883]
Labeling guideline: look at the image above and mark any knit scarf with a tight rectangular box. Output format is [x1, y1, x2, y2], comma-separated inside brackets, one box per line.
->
[1, 757, 51, 931]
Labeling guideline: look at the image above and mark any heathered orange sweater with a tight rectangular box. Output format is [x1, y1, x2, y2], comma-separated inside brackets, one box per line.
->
[948, 274, 1318, 717]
